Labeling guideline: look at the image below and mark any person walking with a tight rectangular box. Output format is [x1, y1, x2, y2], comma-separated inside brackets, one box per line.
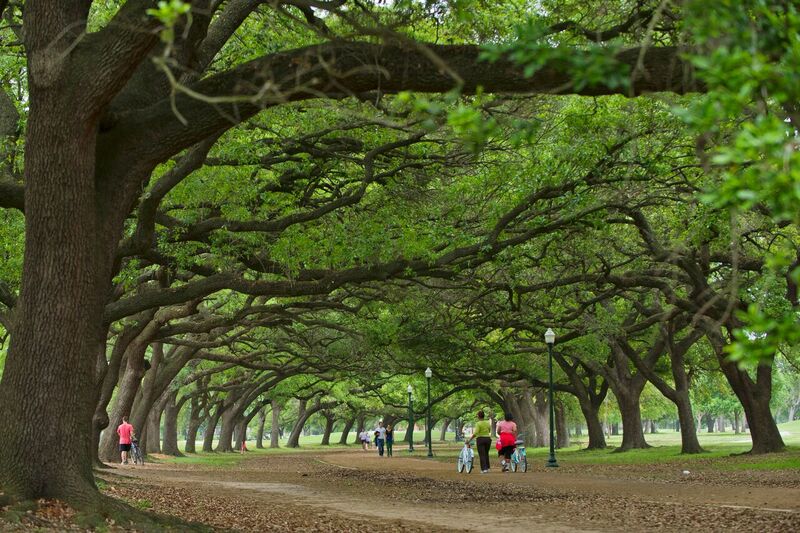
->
[385, 423, 394, 457]
[468, 410, 492, 473]
[117, 416, 134, 465]
[360, 430, 369, 451]
[374, 421, 387, 457]
[496, 413, 518, 472]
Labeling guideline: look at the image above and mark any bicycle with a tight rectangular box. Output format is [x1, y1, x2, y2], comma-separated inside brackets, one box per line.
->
[456, 441, 474, 473]
[130, 438, 144, 465]
[509, 437, 526, 473]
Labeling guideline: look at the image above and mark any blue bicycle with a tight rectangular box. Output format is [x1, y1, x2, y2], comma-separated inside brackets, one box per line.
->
[509, 437, 527, 473]
[457, 442, 474, 473]
[130, 437, 144, 465]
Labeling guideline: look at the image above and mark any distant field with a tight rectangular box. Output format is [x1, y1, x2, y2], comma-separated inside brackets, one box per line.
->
[181, 419, 799, 449]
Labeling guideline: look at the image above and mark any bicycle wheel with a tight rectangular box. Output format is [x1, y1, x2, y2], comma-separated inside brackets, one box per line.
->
[510, 453, 518, 472]
[465, 459, 473, 473]
[519, 455, 527, 473]
[457, 456, 465, 473]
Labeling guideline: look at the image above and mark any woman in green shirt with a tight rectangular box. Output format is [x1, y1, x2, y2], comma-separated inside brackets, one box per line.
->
[469, 410, 492, 473]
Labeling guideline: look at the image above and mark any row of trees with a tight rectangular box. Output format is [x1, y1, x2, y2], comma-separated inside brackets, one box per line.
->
[0, 0, 798, 512]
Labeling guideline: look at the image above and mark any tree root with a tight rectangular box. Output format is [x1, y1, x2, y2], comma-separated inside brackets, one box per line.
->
[74, 493, 213, 531]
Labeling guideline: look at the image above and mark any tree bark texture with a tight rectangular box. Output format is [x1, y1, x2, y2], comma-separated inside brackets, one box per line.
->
[184, 397, 204, 453]
[270, 399, 281, 449]
[320, 413, 335, 445]
[203, 403, 224, 452]
[338, 416, 355, 445]
[256, 408, 267, 449]
[161, 389, 183, 456]
[555, 401, 570, 449]
[439, 418, 451, 442]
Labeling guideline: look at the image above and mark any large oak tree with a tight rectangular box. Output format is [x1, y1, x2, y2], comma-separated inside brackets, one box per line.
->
[0, 0, 697, 504]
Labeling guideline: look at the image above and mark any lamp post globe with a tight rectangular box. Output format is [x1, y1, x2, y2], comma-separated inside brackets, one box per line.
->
[425, 368, 433, 457]
[407, 384, 414, 453]
[545, 328, 559, 468]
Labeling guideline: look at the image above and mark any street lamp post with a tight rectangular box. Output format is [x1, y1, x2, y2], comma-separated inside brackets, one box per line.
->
[407, 384, 415, 453]
[425, 367, 433, 457]
[545, 328, 559, 468]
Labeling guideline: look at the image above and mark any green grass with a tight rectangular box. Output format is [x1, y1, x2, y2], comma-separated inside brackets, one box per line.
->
[424, 419, 800, 469]
[133, 499, 152, 510]
[161, 421, 799, 470]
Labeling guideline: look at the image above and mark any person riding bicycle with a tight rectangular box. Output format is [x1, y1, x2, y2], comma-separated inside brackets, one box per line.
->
[496, 412, 517, 472]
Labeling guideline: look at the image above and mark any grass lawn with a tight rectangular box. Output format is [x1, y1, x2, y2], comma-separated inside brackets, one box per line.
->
[158, 420, 800, 470]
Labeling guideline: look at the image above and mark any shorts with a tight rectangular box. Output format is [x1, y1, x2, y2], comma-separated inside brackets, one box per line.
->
[498, 445, 515, 458]
[119, 443, 131, 452]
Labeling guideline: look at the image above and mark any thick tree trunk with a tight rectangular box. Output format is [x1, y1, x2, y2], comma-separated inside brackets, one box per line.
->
[338, 416, 355, 445]
[287, 399, 308, 448]
[0, 6, 113, 496]
[161, 390, 183, 456]
[577, 396, 606, 449]
[216, 405, 239, 452]
[256, 409, 267, 449]
[402, 416, 413, 444]
[144, 401, 162, 455]
[453, 419, 464, 441]
[555, 401, 570, 449]
[287, 399, 330, 448]
[667, 385, 703, 453]
[517, 389, 541, 446]
[532, 391, 548, 447]
[234, 415, 250, 452]
[553, 352, 608, 450]
[674, 394, 703, 453]
[737, 386, 785, 453]
[203, 403, 223, 452]
[270, 400, 281, 449]
[705, 414, 714, 433]
[708, 329, 785, 453]
[439, 418, 451, 441]
[616, 394, 650, 451]
[320, 415, 335, 445]
[184, 400, 203, 453]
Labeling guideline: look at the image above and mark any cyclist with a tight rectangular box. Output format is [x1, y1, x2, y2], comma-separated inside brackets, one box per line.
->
[496, 412, 517, 472]
[117, 416, 134, 465]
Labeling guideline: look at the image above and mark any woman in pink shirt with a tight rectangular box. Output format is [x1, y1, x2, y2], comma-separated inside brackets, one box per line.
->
[496, 413, 517, 472]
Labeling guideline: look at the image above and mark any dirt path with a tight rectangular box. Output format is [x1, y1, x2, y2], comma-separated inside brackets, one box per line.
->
[104, 450, 800, 532]
[321, 452, 800, 512]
